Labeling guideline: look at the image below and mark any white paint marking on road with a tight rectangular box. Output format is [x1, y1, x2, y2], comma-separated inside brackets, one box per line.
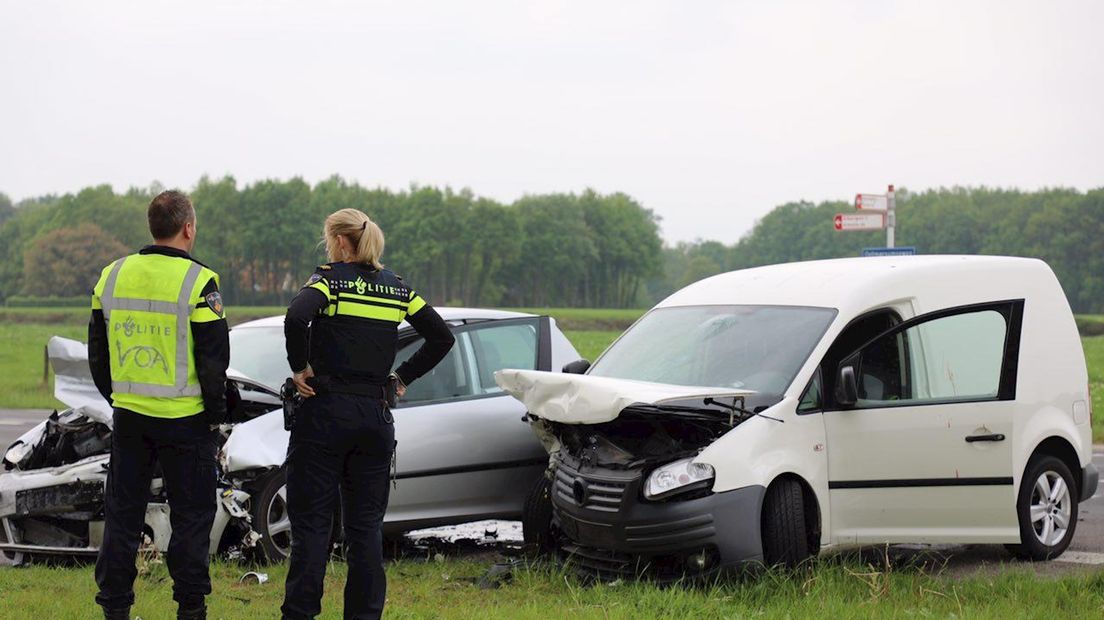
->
[0, 420, 35, 426]
[1054, 551, 1104, 565]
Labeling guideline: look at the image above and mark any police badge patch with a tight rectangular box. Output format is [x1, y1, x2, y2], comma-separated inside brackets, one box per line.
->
[205, 292, 225, 318]
[305, 273, 323, 287]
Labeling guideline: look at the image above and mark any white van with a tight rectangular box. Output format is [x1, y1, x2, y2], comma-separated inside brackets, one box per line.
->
[498, 256, 1097, 577]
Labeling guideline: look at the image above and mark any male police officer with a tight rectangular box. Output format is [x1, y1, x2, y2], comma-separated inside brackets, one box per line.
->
[89, 190, 230, 620]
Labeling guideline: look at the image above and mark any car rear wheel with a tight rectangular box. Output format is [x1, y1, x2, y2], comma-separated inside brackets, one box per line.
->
[1007, 455, 1078, 561]
[761, 478, 810, 568]
[522, 473, 554, 554]
[250, 467, 292, 563]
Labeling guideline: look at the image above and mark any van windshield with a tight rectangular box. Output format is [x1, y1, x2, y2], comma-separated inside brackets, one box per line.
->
[588, 305, 836, 395]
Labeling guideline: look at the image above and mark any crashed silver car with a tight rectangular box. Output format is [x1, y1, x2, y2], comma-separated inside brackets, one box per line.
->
[0, 309, 579, 564]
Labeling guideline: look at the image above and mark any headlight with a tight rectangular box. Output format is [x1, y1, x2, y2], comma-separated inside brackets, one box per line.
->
[4, 443, 31, 467]
[643, 457, 715, 500]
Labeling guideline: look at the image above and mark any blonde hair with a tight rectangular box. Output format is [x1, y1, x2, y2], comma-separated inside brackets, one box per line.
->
[323, 208, 385, 269]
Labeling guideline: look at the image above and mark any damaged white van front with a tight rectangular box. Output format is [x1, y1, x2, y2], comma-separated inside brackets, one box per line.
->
[498, 256, 1097, 579]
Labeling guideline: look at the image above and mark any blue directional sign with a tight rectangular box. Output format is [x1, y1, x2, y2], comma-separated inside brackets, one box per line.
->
[862, 247, 916, 257]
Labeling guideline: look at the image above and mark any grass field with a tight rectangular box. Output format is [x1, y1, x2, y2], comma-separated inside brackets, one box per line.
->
[1, 555, 1102, 619]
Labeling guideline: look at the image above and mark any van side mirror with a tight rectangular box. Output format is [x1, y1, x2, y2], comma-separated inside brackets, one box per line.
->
[562, 359, 591, 374]
[836, 364, 858, 407]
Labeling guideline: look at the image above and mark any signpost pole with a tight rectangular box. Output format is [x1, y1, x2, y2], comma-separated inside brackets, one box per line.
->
[886, 184, 896, 249]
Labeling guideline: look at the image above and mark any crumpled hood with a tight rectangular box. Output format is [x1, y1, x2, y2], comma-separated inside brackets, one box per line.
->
[494, 369, 754, 424]
[49, 336, 113, 424]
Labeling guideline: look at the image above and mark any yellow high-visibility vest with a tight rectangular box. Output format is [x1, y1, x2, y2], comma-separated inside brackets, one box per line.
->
[91, 253, 222, 418]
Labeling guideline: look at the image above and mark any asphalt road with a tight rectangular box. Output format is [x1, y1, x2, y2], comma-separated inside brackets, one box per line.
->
[1, 409, 1103, 574]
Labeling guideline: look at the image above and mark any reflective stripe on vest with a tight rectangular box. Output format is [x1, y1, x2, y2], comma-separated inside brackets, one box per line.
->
[100, 257, 204, 398]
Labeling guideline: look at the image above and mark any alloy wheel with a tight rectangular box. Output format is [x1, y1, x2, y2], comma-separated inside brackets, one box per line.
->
[267, 484, 292, 557]
[1029, 470, 1071, 546]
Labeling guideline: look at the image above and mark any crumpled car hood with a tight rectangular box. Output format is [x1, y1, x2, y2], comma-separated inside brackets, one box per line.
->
[494, 369, 754, 424]
[49, 336, 112, 423]
[4, 338, 114, 467]
[221, 409, 287, 473]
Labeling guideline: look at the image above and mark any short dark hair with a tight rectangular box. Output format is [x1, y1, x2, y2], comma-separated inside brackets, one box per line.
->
[148, 190, 195, 240]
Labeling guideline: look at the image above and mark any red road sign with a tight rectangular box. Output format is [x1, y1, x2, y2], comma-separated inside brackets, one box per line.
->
[834, 212, 885, 231]
[855, 193, 889, 210]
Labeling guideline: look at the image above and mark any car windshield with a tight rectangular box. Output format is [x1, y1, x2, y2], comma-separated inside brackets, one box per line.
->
[588, 305, 836, 394]
[229, 326, 288, 389]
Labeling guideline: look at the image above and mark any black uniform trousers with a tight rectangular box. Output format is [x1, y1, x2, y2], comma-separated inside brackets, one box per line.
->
[95, 408, 218, 610]
[281, 392, 395, 620]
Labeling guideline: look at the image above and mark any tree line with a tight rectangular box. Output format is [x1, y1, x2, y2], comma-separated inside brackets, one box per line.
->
[2, 182, 1102, 311]
[0, 177, 662, 308]
[648, 186, 1104, 313]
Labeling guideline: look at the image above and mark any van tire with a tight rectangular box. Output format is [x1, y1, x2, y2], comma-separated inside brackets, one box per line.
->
[761, 478, 809, 568]
[522, 473, 554, 554]
[1006, 455, 1078, 561]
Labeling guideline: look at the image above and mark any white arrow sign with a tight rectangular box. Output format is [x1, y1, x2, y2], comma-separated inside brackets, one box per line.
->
[834, 212, 885, 231]
[855, 193, 888, 211]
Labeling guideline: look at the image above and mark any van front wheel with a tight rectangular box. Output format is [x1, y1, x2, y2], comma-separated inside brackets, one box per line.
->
[1006, 455, 1078, 561]
[760, 478, 810, 568]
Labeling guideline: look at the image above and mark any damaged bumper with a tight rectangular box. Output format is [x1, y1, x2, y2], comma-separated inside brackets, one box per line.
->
[0, 455, 110, 556]
[0, 456, 257, 559]
[551, 454, 765, 578]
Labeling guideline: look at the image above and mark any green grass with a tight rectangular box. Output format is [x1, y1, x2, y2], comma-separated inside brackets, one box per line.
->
[1, 556, 1101, 619]
[0, 306, 288, 328]
[0, 323, 86, 410]
[562, 330, 620, 362]
[1083, 336, 1104, 442]
[501, 307, 645, 331]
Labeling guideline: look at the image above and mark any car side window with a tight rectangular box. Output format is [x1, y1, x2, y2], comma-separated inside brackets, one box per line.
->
[392, 334, 477, 405]
[467, 321, 539, 394]
[853, 308, 1010, 407]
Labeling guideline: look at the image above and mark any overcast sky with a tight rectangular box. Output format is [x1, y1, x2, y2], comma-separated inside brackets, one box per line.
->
[1, 1, 1101, 242]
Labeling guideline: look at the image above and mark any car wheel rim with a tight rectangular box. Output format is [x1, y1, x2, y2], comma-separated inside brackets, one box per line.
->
[267, 484, 292, 557]
[1029, 470, 1071, 547]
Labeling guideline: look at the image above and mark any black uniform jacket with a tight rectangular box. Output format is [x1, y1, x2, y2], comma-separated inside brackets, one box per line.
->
[284, 262, 454, 387]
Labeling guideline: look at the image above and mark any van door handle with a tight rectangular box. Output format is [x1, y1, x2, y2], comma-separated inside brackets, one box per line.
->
[965, 433, 1005, 443]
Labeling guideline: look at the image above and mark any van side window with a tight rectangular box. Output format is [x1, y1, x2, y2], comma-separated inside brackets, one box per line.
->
[797, 370, 822, 413]
[820, 309, 901, 408]
[852, 308, 1011, 407]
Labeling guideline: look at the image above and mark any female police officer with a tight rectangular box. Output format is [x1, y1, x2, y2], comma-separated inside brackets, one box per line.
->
[280, 208, 454, 620]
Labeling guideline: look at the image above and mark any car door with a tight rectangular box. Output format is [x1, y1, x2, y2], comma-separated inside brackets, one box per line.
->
[824, 300, 1024, 544]
[387, 316, 553, 526]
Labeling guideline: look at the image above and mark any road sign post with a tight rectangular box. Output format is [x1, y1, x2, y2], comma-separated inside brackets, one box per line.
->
[886, 184, 896, 249]
[839, 183, 900, 249]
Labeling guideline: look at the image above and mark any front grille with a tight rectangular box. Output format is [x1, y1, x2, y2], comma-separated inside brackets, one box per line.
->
[553, 458, 634, 513]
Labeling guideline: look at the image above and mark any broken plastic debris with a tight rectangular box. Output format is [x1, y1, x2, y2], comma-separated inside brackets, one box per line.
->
[477, 560, 521, 590]
[239, 571, 269, 585]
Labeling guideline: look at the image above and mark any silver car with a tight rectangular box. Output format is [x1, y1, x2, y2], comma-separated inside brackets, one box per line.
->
[0, 308, 579, 564]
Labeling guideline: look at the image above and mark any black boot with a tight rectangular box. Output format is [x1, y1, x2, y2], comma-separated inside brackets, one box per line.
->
[177, 603, 206, 620]
[102, 607, 130, 620]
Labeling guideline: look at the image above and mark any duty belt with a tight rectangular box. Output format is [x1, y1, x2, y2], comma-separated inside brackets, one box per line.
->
[308, 376, 387, 399]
